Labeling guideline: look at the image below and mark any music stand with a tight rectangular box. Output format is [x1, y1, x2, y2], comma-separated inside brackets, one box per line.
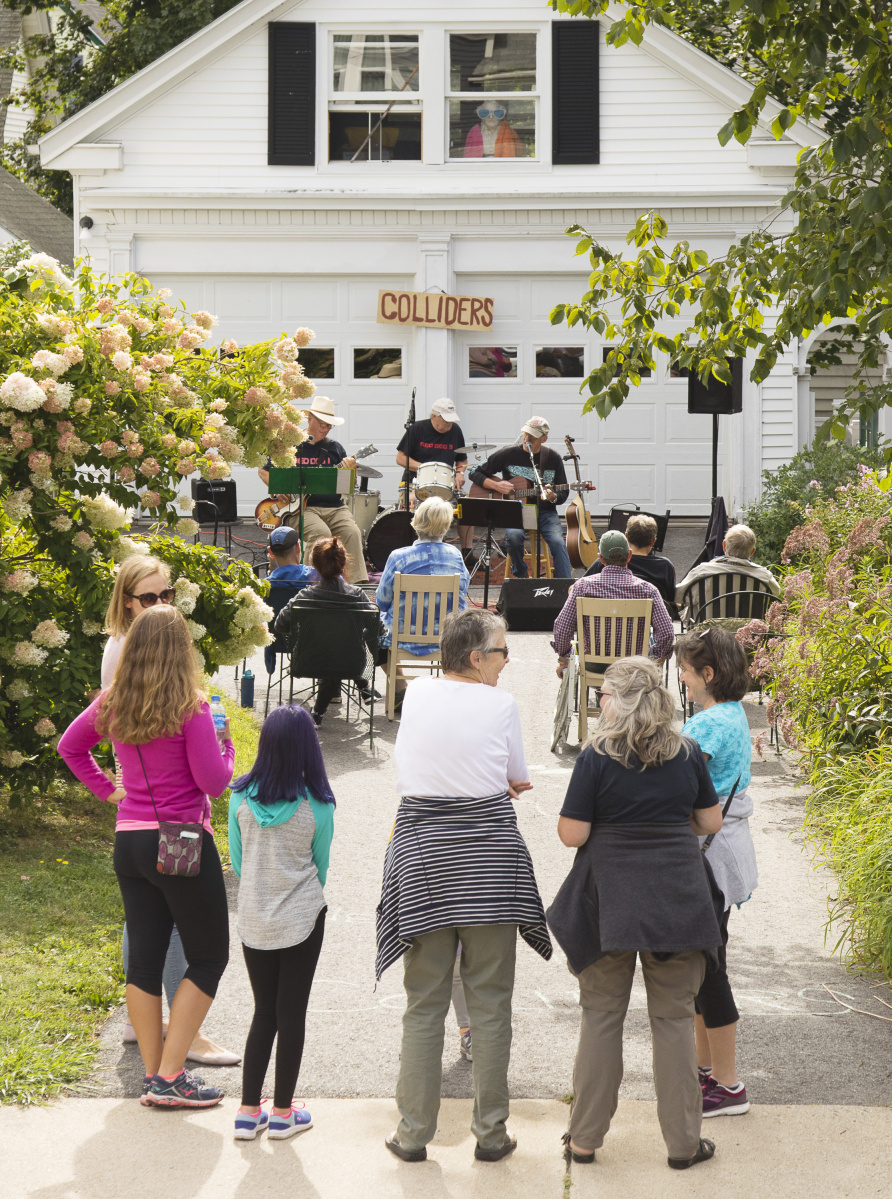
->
[456, 497, 525, 610]
[268, 466, 356, 548]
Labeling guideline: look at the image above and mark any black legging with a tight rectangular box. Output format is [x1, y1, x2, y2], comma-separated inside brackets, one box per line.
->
[113, 830, 229, 999]
[694, 906, 739, 1027]
[241, 908, 327, 1108]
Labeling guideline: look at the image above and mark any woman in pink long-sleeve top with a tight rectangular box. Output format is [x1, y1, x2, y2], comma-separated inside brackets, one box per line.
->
[58, 605, 235, 1109]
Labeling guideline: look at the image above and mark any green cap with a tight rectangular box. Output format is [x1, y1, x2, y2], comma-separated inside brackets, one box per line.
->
[599, 530, 630, 559]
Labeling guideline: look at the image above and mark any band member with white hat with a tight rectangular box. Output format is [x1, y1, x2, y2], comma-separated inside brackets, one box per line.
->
[258, 396, 368, 584]
[469, 416, 573, 578]
[396, 398, 473, 566]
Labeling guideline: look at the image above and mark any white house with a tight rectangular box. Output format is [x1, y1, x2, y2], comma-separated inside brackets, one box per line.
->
[38, 0, 838, 519]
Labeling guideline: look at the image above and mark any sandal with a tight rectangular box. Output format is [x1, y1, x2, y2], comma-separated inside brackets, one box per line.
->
[668, 1138, 715, 1170]
[561, 1132, 595, 1164]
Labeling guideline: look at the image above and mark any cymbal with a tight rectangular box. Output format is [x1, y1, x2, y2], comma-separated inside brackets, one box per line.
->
[456, 442, 496, 454]
[355, 463, 383, 479]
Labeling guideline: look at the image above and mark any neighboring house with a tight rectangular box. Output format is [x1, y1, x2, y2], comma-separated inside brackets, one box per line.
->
[0, 164, 73, 262]
[35, 0, 854, 518]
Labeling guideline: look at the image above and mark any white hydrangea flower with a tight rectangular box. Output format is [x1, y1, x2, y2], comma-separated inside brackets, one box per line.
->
[185, 620, 206, 641]
[0, 749, 26, 767]
[110, 536, 143, 562]
[81, 493, 132, 531]
[174, 577, 201, 614]
[31, 619, 69, 648]
[23, 252, 73, 293]
[82, 620, 103, 636]
[4, 488, 33, 522]
[51, 514, 73, 532]
[204, 412, 226, 428]
[176, 518, 200, 538]
[10, 642, 48, 666]
[6, 678, 31, 701]
[177, 495, 196, 512]
[0, 372, 46, 412]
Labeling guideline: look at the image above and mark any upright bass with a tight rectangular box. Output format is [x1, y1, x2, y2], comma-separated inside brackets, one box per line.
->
[563, 435, 598, 569]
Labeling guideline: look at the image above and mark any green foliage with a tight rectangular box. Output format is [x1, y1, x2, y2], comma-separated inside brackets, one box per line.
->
[548, 0, 892, 435]
[0, 1, 244, 214]
[747, 470, 892, 976]
[742, 440, 887, 567]
[0, 248, 315, 804]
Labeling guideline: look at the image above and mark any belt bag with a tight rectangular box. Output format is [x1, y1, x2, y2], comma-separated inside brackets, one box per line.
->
[137, 746, 206, 877]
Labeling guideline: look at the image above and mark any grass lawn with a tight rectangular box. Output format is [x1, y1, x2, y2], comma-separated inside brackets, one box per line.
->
[0, 694, 259, 1104]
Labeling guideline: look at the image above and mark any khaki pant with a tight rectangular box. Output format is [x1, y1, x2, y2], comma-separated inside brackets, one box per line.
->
[569, 950, 706, 1160]
[395, 924, 517, 1152]
[286, 504, 368, 584]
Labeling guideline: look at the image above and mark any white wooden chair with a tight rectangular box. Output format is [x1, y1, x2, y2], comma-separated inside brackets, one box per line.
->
[385, 571, 462, 720]
[575, 596, 653, 741]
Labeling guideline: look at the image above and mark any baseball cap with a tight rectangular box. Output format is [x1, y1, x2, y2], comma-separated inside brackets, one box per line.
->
[599, 530, 630, 559]
[269, 526, 300, 550]
[431, 397, 459, 421]
[521, 416, 550, 439]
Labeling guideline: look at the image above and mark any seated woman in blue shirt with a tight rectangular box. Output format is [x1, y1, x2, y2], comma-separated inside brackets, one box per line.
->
[676, 627, 755, 1122]
[376, 497, 469, 708]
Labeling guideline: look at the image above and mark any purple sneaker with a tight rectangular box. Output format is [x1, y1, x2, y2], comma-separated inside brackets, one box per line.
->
[268, 1102, 313, 1139]
[698, 1066, 713, 1093]
[702, 1079, 749, 1117]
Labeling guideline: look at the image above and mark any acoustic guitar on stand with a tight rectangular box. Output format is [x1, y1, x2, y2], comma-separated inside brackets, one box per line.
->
[255, 443, 378, 530]
[563, 435, 598, 569]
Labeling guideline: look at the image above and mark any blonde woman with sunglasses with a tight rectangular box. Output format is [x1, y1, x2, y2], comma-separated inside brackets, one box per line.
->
[101, 556, 241, 1069]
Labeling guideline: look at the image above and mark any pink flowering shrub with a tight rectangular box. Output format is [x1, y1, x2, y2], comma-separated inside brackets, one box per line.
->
[0, 250, 311, 801]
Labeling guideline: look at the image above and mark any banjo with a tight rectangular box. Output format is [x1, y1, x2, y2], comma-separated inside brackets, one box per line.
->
[255, 443, 377, 530]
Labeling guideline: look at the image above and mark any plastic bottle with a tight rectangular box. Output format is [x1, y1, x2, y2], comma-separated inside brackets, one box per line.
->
[240, 669, 255, 709]
[210, 695, 227, 746]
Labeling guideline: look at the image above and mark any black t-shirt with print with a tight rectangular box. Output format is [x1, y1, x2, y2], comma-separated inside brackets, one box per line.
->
[397, 419, 468, 483]
[560, 742, 719, 826]
[469, 444, 568, 513]
[293, 438, 347, 508]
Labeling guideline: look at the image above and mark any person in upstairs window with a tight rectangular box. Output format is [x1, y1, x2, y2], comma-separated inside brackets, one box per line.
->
[463, 100, 524, 157]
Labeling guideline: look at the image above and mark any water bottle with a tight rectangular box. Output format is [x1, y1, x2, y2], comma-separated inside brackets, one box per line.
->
[240, 669, 255, 709]
[210, 695, 227, 746]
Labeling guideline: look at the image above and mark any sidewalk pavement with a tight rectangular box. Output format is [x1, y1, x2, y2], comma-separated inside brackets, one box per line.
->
[3, 1097, 891, 1199]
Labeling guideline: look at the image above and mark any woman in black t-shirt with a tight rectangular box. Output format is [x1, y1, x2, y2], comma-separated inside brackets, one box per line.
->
[548, 657, 722, 1172]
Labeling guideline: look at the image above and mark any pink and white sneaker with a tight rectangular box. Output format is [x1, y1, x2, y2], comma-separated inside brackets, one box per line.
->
[702, 1079, 750, 1117]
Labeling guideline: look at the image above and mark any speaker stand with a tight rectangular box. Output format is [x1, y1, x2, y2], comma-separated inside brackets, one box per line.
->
[712, 413, 719, 501]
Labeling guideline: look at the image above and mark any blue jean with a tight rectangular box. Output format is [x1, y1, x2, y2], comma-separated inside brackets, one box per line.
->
[122, 921, 187, 1010]
[506, 508, 572, 578]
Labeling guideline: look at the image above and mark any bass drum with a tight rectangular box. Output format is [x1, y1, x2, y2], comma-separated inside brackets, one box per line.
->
[366, 507, 417, 572]
[345, 489, 380, 546]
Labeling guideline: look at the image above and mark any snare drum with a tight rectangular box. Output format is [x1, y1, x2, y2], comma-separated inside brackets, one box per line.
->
[366, 507, 417, 572]
[414, 460, 455, 501]
[345, 489, 380, 546]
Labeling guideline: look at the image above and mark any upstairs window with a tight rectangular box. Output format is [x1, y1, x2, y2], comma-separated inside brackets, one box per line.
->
[329, 33, 421, 162]
[447, 33, 537, 160]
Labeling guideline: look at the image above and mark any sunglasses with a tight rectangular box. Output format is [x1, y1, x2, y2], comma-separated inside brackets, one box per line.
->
[487, 645, 510, 658]
[126, 588, 175, 608]
[477, 107, 507, 119]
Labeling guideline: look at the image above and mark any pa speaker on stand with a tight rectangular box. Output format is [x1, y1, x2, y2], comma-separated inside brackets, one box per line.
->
[679, 357, 743, 500]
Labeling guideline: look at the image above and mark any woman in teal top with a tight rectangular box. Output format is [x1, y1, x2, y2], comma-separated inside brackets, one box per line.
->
[227, 704, 335, 1143]
[677, 628, 755, 1123]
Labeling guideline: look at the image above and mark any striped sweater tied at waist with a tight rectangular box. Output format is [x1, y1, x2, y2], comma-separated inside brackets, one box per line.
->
[375, 792, 552, 979]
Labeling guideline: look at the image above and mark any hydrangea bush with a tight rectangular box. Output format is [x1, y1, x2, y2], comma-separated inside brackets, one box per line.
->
[738, 468, 892, 974]
[0, 251, 313, 803]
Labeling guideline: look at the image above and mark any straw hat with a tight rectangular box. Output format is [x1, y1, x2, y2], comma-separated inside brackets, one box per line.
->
[307, 396, 344, 426]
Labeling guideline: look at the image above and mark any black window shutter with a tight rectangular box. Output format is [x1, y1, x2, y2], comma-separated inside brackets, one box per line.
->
[268, 23, 316, 166]
[552, 21, 599, 165]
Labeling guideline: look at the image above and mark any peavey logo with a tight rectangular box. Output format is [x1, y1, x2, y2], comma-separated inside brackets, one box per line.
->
[532, 586, 554, 598]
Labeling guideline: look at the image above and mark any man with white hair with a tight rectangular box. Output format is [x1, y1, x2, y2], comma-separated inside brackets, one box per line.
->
[397, 398, 473, 565]
[675, 524, 780, 622]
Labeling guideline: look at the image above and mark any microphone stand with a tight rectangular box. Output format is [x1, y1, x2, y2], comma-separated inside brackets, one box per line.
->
[404, 386, 416, 545]
[526, 440, 547, 579]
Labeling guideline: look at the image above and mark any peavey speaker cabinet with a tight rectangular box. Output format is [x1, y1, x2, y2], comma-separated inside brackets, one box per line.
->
[191, 478, 238, 524]
[495, 577, 575, 632]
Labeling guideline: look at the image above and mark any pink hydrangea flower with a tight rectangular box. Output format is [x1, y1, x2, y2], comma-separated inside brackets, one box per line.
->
[132, 371, 151, 392]
[293, 327, 315, 347]
[161, 433, 177, 449]
[63, 344, 84, 365]
[34, 717, 56, 737]
[175, 457, 196, 476]
[11, 425, 33, 450]
[178, 440, 196, 455]
[73, 531, 94, 550]
[96, 297, 114, 314]
[191, 310, 218, 331]
[28, 450, 52, 476]
[105, 381, 121, 396]
[126, 442, 144, 459]
[140, 490, 161, 508]
[73, 397, 91, 415]
[139, 457, 160, 477]
[117, 466, 136, 483]
[99, 440, 119, 457]
[200, 431, 221, 449]
[207, 458, 230, 480]
[112, 350, 133, 372]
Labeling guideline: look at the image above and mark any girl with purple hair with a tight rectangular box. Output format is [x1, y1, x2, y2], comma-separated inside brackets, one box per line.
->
[228, 705, 335, 1141]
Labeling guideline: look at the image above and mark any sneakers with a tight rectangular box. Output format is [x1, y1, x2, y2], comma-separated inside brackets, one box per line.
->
[460, 1030, 473, 1062]
[268, 1102, 314, 1139]
[698, 1065, 712, 1093]
[145, 1068, 224, 1108]
[234, 1104, 269, 1140]
[702, 1079, 749, 1117]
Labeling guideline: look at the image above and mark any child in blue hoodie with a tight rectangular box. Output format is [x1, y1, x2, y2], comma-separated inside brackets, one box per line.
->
[229, 704, 335, 1141]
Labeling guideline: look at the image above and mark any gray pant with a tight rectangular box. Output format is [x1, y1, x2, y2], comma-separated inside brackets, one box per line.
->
[396, 923, 517, 1152]
[569, 950, 706, 1160]
[452, 950, 470, 1028]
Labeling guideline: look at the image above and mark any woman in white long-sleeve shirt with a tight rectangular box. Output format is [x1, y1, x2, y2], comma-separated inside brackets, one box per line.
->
[377, 608, 551, 1165]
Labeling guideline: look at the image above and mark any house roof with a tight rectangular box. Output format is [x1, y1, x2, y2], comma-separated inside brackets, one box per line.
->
[38, 0, 825, 165]
[0, 167, 74, 264]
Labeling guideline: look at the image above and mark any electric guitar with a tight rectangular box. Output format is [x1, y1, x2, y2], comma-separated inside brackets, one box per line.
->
[255, 443, 377, 530]
[563, 435, 599, 569]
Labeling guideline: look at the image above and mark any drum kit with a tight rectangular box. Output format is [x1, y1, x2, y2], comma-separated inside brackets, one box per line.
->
[365, 442, 496, 571]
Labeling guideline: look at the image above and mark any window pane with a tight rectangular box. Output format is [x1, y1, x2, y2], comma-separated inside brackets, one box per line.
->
[333, 34, 419, 93]
[469, 347, 517, 378]
[536, 347, 585, 377]
[603, 347, 651, 378]
[299, 348, 335, 379]
[450, 33, 536, 93]
[354, 348, 402, 379]
[449, 98, 535, 159]
[329, 111, 421, 161]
